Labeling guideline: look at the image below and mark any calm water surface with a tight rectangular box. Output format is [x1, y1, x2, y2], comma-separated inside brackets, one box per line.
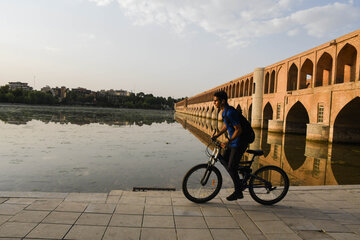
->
[0, 104, 359, 192]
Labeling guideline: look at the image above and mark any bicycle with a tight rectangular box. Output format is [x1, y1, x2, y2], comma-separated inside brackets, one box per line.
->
[182, 140, 289, 205]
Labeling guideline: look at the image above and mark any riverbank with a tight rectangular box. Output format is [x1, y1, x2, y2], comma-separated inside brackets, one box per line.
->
[0, 185, 358, 239]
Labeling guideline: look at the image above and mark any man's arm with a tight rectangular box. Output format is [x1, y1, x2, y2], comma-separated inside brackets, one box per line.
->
[212, 124, 227, 139]
[221, 124, 242, 148]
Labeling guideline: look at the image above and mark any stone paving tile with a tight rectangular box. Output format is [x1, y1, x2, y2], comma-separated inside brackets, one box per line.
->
[346, 224, 360, 235]
[5, 198, 36, 205]
[109, 190, 123, 196]
[0, 199, 8, 204]
[281, 217, 320, 231]
[297, 230, 334, 240]
[174, 216, 207, 229]
[201, 206, 231, 217]
[247, 233, 267, 240]
[0, 215, 12, 225]
[142, 215, 174, 228]
[103, 226, 141, 240]
[144, 205, 172, 215]
[231, 211, 262, 235]
[85, 203, 116, 214]
[140, 228, 176, 240]
[0, 204, 28, 215]
[43, 211, 81, 224]
[327, 213, 360, 224]
[255, 220, 295, 234]
[0, 191, 67, 199]
[273, 208, 304, 218]
[75, 213, 111, 226]
[328, 232, 360, 240]
[9, 210, 49, 223]
[204, 216, 239, 229]
[109, 214, 142, 227]
[145, 191, 172, 197]
[26, 223, 71, 239]
[173, 206, 202, 216]
[55, 201, 88, 212]
[176, 228, 213, 240]
[106, 195, 121, 204]
[65, 193, 107, 203]
[246, 210, 280, 221]
[210, 228, 248, 240]
[265, 233, 303, 240]
[115, 204, 144, 215]
[121, 192, 146, 197]
[26, 199, 63, 211]
[64, 225, 106, 240]
[171, 197, 198, 206]
[145, 197, 171, 206]
[300, 209, 332, 220]
[310, 219, 352, 233]
[119, 197, 145, 205]
[0, 222, 37, 238]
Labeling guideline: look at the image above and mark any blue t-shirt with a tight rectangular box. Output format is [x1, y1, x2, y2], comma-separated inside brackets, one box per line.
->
[222, 105, 242, 148]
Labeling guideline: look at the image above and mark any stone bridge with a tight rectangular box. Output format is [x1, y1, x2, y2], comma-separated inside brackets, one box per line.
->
[175, 29, 360, 143]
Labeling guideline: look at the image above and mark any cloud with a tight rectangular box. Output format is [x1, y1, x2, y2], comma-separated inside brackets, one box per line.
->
[89, 0, 360, 47]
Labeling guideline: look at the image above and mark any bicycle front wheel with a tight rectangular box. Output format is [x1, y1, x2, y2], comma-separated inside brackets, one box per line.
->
[182, 164, 222, 203]
[249, 165, 289, 205]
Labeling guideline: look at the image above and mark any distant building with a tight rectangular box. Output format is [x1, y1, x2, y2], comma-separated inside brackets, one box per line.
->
[41, 86, 68, 99]
[107, 89, 131, 96]
[8, 82, 33, 91]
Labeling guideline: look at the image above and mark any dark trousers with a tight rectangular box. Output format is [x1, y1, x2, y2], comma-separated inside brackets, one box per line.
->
[219, 142, 248, 192]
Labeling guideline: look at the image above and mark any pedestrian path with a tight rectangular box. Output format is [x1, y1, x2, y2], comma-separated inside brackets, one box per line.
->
[0, 185, 358, 239]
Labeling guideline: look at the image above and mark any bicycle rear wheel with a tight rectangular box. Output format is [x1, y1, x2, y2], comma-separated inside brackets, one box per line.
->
[249, 165, 289, 205]
[182, 164, 222, 203]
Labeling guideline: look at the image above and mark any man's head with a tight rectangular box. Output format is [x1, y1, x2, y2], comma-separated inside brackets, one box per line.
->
[213, 91, 227, 109]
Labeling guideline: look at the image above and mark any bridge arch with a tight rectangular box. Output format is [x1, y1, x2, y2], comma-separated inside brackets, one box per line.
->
[285, 101, 309, 134]
[287, 63, 298, 91]
[229, 85, 232, 98]
[249, 77, 253, 96]
[248, 104, 252, 123]
[316, 52, 332, 87]
[333, 97, 360, 143]
[240, 81, 244, 97]
[232, 83, 236, 98]
[235, 82, 239, 97]
[336, 43, 357, 83]
[244, 79, 249, 96]
[264, 72, 269, 94]
[300, 59, 313, 89]
[270, 70, 275, 93]
[262, 102, 273, 129]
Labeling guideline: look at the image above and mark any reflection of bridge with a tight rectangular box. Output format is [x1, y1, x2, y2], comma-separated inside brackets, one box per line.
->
[176, 29, 360, 143]
[175, 113, 360, 186]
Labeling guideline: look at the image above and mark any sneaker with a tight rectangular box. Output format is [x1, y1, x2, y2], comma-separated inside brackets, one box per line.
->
[226, 191, 243, 201]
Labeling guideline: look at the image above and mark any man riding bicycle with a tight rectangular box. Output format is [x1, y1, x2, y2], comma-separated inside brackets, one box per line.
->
[211, 91, 249, 201]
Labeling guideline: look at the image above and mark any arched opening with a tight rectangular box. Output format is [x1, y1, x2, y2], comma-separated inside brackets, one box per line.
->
[262, 102, 273, 129]
[240, 81, 244, 97]
[229, 85, 232, 98]
[316, 52, 333, 87]
[336, 44, 357, 83]
[300, 59, 313, 89]
[236, 104, 241, 112]
[264, 72, 269, 94]
[248, 104, 252, 123]
[333, 97, 360, 143]
[284, 134, 306, 171]
[261, 130, 271, 158]
[249, 78, 253, 96]
[235, 82, 239, 97]
[270, 70, 275, 93]
[232, 84, 236, 98]
[244, 79, 249, 96]
[287, 64, 298, 91]
[285, 101, 309, 135]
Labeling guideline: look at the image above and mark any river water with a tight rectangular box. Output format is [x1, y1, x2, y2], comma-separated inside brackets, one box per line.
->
[0, 104, 359, 192]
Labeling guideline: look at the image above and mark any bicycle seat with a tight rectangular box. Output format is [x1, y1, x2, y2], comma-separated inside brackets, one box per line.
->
[246, 149, 264, 156]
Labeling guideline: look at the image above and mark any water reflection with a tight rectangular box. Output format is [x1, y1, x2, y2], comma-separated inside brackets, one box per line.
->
[0, 104, 175, 126]
[175, 112, 360, 186]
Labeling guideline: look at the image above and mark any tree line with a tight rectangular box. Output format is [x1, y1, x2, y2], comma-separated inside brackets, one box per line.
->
[0, 86, 184, 110]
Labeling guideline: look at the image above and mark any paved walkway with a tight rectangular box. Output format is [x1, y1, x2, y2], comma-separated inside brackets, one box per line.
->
[0, 185, 358, 240]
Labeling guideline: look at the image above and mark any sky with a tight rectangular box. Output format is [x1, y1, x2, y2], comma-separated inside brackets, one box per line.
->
[0, 0, 359, 98]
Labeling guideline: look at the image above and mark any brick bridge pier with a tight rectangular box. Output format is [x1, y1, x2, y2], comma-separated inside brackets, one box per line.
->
[175, 29, 360, 143]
